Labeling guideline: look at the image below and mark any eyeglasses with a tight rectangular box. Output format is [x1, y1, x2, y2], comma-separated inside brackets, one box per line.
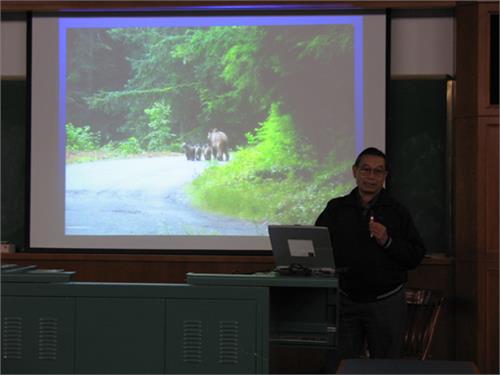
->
[358, 166, 386, 177]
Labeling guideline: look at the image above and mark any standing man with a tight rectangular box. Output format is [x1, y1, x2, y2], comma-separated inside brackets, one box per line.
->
[316, 147, 426, 360]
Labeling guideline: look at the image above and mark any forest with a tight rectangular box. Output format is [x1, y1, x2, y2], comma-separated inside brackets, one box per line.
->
[66, 23, 357, 225]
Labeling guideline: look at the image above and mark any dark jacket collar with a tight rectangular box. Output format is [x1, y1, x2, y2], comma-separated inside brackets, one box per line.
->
[346, 187, 392, 208]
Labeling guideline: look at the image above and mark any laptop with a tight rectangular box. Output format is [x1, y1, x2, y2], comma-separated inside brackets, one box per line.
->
[268, 225, 335, 276]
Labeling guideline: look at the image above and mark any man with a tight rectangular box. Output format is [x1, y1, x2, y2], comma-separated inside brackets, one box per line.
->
[316, 147, 426, 360]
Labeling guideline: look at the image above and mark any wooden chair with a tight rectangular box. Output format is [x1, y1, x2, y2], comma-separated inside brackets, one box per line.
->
[403, 288, 444, 360]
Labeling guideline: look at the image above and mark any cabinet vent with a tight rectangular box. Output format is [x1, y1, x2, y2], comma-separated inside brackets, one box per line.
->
[38, 317, 59, 360]
[218, 320, 239, 364]
[2, 317, 23, 360]
[182, 320, 202, 363]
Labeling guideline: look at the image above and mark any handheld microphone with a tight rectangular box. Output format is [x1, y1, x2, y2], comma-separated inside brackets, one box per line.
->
[369, 209, 375, 238]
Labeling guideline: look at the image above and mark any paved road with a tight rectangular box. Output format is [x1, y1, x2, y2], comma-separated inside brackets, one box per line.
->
[65, 155, 267, 236]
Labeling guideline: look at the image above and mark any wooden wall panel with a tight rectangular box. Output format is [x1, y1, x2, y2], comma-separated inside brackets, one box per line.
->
[454, 258, 478, 364]
[453, 116, 499, 374]
[478, 3, 500, 116]
[486, 265, 499, 372]
[456, 3, 499, 117]
[455, 3, 479, 117]
[455, 3, 499, 372]
[475, 116, 499, 374]
[483, 120, 499, 254]
[475, 259, 500, 373]
[1, 253, 275, 283]
[453, 117, 479, 257]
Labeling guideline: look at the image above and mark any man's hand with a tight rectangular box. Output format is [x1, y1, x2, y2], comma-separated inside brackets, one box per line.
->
[369, 216, 389, 247]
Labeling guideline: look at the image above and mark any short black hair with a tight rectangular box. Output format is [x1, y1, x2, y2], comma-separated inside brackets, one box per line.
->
[354, 147, 388, 170]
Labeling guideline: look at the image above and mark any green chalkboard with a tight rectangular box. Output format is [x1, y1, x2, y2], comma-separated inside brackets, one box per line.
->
[1, 80, 27, 250]
[387, 77, 450, 254]
[0, 78, 450, 253]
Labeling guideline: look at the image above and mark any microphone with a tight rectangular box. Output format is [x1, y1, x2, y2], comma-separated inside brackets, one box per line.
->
[369, 209, 375, 238]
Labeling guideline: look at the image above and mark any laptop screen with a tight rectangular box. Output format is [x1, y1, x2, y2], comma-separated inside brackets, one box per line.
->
[268, 225, 335, 273]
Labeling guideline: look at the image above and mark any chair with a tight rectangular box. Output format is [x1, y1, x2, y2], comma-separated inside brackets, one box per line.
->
[403, 288, 444, 360]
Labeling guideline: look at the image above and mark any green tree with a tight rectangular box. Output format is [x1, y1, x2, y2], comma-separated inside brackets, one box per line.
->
[144, 101, 176, 151]
[66, 29, 130, 142]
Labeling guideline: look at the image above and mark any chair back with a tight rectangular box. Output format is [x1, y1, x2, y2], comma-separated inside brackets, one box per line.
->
[403, 288, 444, 360]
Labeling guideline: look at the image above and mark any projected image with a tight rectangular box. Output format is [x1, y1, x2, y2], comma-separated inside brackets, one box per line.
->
[63, 17, 360, 236]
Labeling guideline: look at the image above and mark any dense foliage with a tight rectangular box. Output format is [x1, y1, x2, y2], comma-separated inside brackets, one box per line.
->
[66, 22, 355, 222]
[189, 103, 352, 224]
[67, 24, 353, 151]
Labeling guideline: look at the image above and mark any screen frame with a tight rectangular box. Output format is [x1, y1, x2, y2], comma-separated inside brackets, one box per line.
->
[26, 5, 389, 255]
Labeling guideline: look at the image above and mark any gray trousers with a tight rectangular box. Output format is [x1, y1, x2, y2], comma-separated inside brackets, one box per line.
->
[338, 287, 407, 359]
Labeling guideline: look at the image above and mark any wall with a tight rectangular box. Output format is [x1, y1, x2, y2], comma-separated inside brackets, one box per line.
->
[1, 20, 26, 77]
[391, 15, 454, 76]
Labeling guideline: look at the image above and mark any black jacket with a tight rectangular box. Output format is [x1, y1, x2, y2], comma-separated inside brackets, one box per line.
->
[315, 187, 426, 300]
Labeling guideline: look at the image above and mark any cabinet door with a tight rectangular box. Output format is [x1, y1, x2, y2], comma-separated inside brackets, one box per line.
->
[75, 297, 165, 374]
[165, 299, 257, 374]
[1, 296, 75, 374]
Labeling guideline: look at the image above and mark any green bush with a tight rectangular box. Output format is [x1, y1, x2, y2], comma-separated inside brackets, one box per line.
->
[66, 123, 100, 152]
[116, 137, 142, 155]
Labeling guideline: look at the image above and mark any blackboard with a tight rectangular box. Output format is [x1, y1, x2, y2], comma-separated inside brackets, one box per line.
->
[1, 79, 27, 250]
[387, 77, 450, 254]
[0, 78, 450, 253]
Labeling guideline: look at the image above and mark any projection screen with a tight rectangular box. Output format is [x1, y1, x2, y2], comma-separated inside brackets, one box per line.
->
[30, 11, 386, 251]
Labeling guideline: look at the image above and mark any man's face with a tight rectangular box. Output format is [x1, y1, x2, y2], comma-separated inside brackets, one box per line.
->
[352, 154, 387, 196]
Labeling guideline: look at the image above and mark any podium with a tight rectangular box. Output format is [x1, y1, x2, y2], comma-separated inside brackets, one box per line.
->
[187, 271, 339, 372]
